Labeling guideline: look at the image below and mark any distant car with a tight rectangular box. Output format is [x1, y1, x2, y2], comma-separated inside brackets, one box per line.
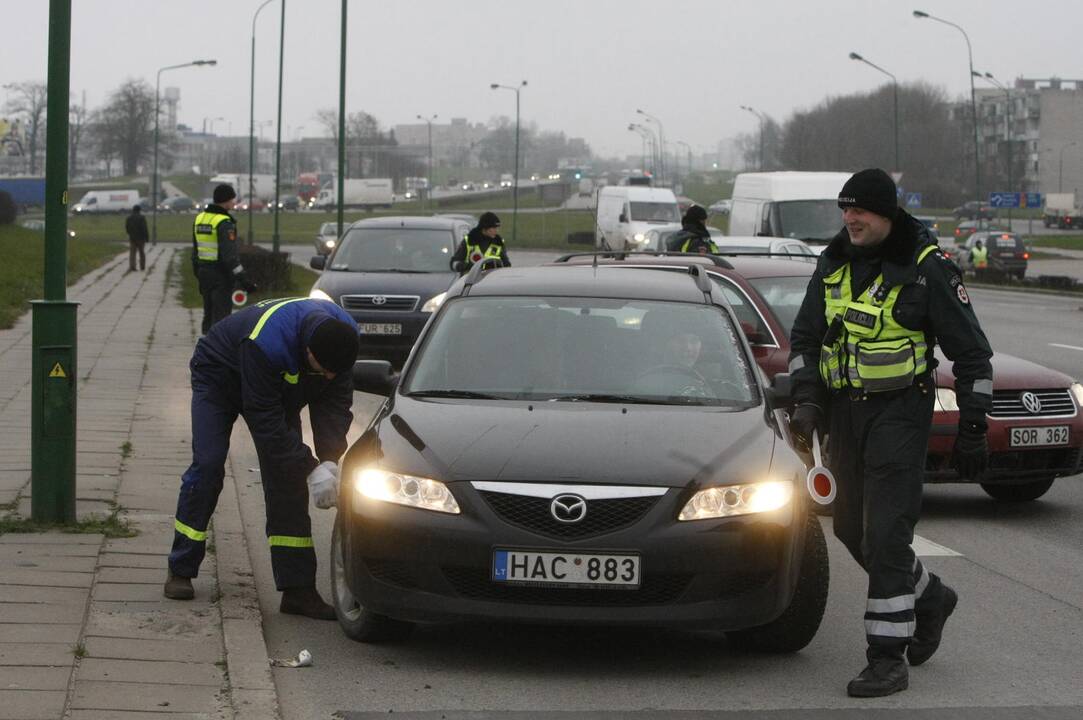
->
[713, 236, 817, 262]
[195, 197, 213, 211]
[953, 219, 1009, 242]
[158, 196, 195, 213]
[136, 197, 154, 212]
[308, 215, 472, 366]
[314, 221, 343, 256]
[236, 196, 266, 212]
[957, 231, 1029, 279]
[709, 199, 733, 215]
[276, 195, 301, 211]
[460, 183, 475, 192]
[952, 201, 994, 221]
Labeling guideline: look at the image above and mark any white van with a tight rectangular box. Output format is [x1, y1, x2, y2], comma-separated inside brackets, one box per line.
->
[728, 172, 852, 245]
[72, 189, 140, 214]
[595, 186, 680, 250]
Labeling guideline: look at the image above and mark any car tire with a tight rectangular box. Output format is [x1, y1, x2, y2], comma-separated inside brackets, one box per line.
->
[726, 512, 829, 653]
[980, 477, 1055, 502]
[330, 512, 415, 643]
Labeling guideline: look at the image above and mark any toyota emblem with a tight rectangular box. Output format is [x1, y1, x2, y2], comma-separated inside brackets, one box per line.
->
[371, 295, 387, 306]
[550, 494, 587, 524]
[1020, 391, 1042, 415]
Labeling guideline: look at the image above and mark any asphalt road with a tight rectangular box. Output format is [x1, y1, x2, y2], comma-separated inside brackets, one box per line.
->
[233, 262, 1083, 718]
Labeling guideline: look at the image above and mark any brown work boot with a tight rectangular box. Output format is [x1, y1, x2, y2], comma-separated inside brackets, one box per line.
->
[279, 587, 336, 620]
[163, 571, 194, 600]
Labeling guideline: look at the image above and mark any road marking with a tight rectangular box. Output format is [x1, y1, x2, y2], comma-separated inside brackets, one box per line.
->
[1050, 343, 1083, 352]
[912, 534, 963, 557]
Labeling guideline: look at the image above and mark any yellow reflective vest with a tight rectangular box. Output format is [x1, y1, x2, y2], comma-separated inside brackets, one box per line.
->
[193, 211, 231, 262]
[819, 245, 938, 393]
[970, 244, 988, 269]
[464, 239, 504, 268]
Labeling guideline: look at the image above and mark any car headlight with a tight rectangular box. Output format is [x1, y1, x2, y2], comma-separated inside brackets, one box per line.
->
[1071, 383, 1083, 408]
[309, 288, 333, 302]
[355, 468, 460, 514]
[935, 387, 959, 412]
[678, 480, 792, 521]
[632, 233, 646, 243]
[324, 239, 335, 249]
[421, 291, 447, 313]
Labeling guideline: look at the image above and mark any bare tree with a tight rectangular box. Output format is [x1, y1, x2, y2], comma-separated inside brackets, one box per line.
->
[69, 94, 88, 175]
[3, 82, 47, 174]
[92, 79, 155, 176]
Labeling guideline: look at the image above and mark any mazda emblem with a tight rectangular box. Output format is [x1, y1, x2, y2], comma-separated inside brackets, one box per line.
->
[1020, 391, 1042, 415]
[371, 295, 387, 306]
[550, 494, 587, 524]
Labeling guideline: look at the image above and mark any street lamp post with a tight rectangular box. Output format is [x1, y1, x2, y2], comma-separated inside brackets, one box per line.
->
[849, 52, 899, 172]
[914, 10, 981, 202]
[630, 122, 657, 177]
[628, 124, 651, 174]
[271, 0, 286, 254]
[337, 0, 346, 240]
[153, 59, 216, 246]
[249, 0, 274, 246]
[739, 105, 765, 171]
[636, 109, 665, 184]
[676, 140, 693, 181]
[490, 81, 527, 245]
[974, 71, 1013, 220]
[417, 113, 437, 209]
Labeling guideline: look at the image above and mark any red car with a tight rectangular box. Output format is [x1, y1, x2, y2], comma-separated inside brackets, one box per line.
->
[559, 253, 1083, 501]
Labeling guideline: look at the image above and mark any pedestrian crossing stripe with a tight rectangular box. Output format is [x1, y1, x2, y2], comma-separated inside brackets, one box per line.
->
[49, 362, 67, 378]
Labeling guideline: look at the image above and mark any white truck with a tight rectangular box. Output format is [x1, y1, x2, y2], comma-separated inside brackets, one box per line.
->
[71, 189, 140, 214]
[313, 178, 394, 210]
[728, 171, 852, 246]
[1043, 192, 1081, 229]
[209, 173, 277, 202]
[595, 185, 681, 250]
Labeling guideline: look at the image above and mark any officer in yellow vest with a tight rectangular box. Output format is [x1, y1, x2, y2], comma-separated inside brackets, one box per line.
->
[666, 205, 719, 254]
[193, 184, 256, 334]
[450, 211, 510, 274]
[788, 169, 993, 697]
[970, 238, 989, 281]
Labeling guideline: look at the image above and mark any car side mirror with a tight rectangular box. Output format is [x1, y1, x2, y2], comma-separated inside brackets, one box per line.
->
[352, 360, 398, 396]
[618, 213, 627, 223]
[310, 255, 326, 270]
[764, 372, 793, 410]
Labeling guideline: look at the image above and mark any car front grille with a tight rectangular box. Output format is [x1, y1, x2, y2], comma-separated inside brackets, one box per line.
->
[340, 294, 419, 312]
[441, 566, 690, 606]
[363, 557, 419, 589]
[989, 389, 1076, 418]
[479, 491, 660, 540]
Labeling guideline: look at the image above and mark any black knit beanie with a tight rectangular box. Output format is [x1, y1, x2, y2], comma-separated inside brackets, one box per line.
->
[478, 211, 501, 229]
[213, 183, 237, 204]
[683, 204, 708, 224]
[837, 168, 897, 219]
[308, 319, 359, 375]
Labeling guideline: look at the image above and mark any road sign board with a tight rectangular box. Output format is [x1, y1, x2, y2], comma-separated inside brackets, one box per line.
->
[890, 172, 903, 184]
[1022, 192, 1042, 208]
[905, 192, 922, 209]
[989, 192, 1020, 208]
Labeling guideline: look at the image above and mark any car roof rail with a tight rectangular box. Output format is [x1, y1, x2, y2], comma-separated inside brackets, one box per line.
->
[460, 257, 505, 296]
[688, 263, 713, 302]
[553, 250, 734, 269]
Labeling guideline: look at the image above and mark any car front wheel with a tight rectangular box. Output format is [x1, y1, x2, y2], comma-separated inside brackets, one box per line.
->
[726, 512, 829, 653]
[980, 477, 1055, 502]
[330, 512, 415, 643]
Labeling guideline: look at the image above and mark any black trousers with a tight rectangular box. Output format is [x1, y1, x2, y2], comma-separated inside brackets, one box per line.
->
[828, 378, 946, 659]
[197, 265, 232, 335]
[129, 240, 145, 271]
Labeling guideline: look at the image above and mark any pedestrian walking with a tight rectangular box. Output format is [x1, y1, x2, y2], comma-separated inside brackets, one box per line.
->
[164, 297, 360, 620]
[193, 184, 256, 334]
[451, 211, 510, 273]
[788, 169, 993, 697]
[125, 204, 148, 271]
[666, 204, 718, 254]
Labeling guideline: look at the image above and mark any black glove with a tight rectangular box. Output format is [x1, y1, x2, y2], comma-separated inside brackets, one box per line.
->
[952, 421, 988, 480]
[451, 260, 465, 273]
[789, 403, 825, 452]
[236, 273, 258, 294]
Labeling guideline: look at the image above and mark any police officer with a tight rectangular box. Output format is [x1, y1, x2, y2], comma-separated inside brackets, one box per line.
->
[193, 184, 256, 334]
[164, 298, 359, 620]
[666, 205, 719, 254]
[451, 211, 510, 273]
[970, 238, 988, 281]
[788, 169, 993, 697]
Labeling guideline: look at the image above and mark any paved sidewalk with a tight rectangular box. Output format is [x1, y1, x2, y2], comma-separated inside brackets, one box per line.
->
[0, 247, 277, 719]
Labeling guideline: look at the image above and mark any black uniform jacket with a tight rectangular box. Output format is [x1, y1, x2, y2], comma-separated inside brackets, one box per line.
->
[788, 209, 993, 428]
[450, 227, 511, 270]
[665, 220, 713, 253]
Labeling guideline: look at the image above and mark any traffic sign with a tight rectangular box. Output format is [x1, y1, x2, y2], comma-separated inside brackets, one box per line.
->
[1022, 192, 1042, 208]
[989, 192, 1020, 208]
[905, 192, 922, 209]
[890, 172, 904, 184]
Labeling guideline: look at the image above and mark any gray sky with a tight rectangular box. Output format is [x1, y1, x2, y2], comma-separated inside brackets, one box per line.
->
[3, 0, 1080, 158]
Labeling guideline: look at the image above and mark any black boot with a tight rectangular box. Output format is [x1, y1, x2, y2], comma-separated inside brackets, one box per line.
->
[909, 585, 958, 666]
[163, 571, 194, 600]
[847, 654, 908, 698]
[280, 587, 336, 620]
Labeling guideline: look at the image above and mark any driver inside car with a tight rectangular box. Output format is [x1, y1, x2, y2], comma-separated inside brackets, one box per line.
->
[633, 312, 712, 398]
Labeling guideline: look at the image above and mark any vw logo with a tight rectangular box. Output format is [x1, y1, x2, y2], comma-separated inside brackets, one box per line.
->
[371, 295, 387, 306]
[550, 494, 587, 524]
[1020, 391, 1042, 415]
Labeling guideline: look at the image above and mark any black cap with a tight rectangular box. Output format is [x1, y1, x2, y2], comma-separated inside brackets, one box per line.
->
[308, 318, 359, 375]
[479, 211, 501, 229]
[683, 204, 707, 224]
[213, 183, 237, 204]
[837, 168, 897, 219]
[132, 205, 141, 213]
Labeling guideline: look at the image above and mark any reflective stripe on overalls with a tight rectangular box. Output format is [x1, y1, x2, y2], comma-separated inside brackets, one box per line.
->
[248, 297, 310, 385]
[193, 211, 230, 262]
[680, 236, 720, 253]
[464, 240, 503, 267]
[819, 245, 938, 393]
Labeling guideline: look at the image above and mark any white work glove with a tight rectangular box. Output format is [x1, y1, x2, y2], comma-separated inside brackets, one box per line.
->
[306, 461, 339, 509]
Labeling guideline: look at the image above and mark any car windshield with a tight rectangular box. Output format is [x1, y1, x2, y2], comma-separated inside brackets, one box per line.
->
[775, 200, 841, 241]
[747, 276, 810, 339]
[405, 296, 757, 407]
[329, 228, 453, 272]
[319, 223, 340, 235]
[629, 202, 680, 223]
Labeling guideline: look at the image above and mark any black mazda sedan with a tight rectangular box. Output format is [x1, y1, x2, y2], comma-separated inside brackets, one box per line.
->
[333, 263, 828, 650]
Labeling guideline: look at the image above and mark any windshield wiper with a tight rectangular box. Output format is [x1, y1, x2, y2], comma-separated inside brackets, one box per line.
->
[358, 268, 430, 273]
[546, 393, 670, 404]
[405, 389, 503, 400]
